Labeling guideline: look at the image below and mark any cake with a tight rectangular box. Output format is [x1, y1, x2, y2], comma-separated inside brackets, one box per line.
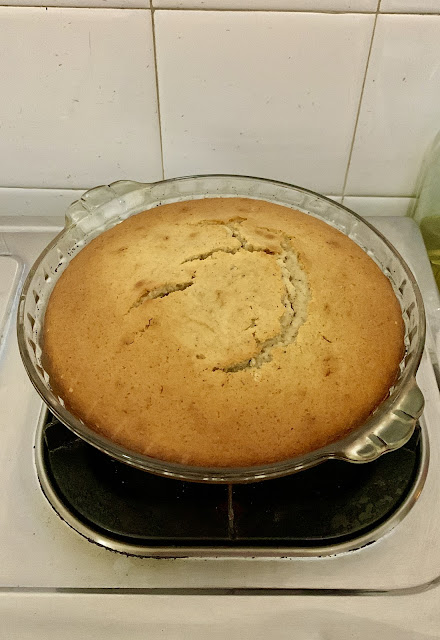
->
[43, 197, 404, 467]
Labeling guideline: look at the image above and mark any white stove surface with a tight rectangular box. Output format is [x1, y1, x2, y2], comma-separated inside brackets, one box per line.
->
[1, 216, 440, 639]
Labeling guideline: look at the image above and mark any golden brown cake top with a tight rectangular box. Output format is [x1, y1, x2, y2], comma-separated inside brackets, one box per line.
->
[43, 197, 404, 467]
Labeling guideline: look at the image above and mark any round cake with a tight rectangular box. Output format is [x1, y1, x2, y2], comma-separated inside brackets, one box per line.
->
[43, 197, 404, 467]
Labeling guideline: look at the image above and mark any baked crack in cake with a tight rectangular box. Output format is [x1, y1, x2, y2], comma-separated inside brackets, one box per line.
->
[43, 198, 404, 466]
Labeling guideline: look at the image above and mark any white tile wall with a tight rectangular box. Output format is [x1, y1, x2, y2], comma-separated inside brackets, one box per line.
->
[0, 7, 162, 189]
[155, 10, 374, 195]
[380, 0, 440, 13]
[343, 196, 414, 217]
[0, 188, 83, 218]
[0, 3, 438, 216]
[153, 1, 378, 10]
[345, 14, 440, 197]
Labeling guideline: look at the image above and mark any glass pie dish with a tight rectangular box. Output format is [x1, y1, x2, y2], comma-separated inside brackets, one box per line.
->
[17, 175, 425, 483]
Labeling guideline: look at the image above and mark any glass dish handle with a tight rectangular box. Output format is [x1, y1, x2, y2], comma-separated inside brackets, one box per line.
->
[65, 180, 149, 226]
[340, 378, 424, 463]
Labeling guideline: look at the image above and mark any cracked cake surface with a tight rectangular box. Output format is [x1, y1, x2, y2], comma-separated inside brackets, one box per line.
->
[43, 197, 404, 467]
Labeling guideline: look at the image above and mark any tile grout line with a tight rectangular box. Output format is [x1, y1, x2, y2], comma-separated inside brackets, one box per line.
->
[341, 2, 380, 204]
[152, 6, 373, 12]
[0, 185, 87, 191]
[343, 195, 415, 199]
[151, 7, 165, 180]
[1, 6, 439, 14]
[0, 4, 149, 8]
[146, 6, 440, 14]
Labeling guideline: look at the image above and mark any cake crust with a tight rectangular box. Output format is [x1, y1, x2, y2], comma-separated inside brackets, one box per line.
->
[43, 198, 404, 467]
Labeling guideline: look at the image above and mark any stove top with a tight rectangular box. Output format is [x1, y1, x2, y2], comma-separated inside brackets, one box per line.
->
[1, 217, 440, 593]
[0, 255, 23, 355]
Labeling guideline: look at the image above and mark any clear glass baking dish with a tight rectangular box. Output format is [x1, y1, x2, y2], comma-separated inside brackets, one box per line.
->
[17, 175, 425, 483]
